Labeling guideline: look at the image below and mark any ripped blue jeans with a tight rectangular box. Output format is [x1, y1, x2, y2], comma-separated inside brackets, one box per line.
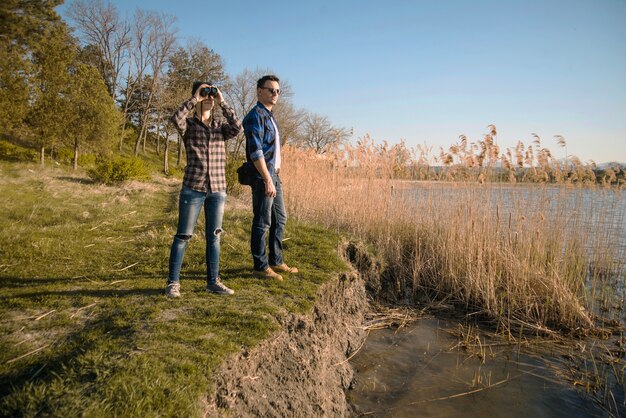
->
[168, 186, 226, 286]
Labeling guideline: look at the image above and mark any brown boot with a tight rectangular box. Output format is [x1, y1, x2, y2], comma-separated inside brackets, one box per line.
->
[252, 267, 283, 281]
[270, 263, 299, 273]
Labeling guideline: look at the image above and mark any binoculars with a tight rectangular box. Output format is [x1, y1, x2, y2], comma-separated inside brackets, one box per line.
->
[200, 86, 218, 98]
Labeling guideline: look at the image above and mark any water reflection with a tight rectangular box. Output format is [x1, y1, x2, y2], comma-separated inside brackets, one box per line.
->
[349, 184, 626, 416]
[395, 184, 626, 254]
[349, 318, 610, 417]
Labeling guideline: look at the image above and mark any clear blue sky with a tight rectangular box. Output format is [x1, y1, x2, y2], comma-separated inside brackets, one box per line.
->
[58, 0, 626, 163]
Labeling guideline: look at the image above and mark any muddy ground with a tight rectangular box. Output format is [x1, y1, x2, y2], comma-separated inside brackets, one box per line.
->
[208, 243, 376, 417]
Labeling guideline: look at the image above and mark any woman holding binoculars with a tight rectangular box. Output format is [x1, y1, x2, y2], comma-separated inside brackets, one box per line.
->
[165, 81, 242, 298]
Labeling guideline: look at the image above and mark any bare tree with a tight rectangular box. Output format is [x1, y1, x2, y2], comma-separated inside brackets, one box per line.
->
[133, 11, 177, 156]
[223, 69, 258, 157]
[274, 101, 306, 147]
[224, 69, 258, 118]
[67, 0, 131, 100]
[297, 112, 351, 153]
[118, 9, 153, 150]
[154, 71, 182, 173]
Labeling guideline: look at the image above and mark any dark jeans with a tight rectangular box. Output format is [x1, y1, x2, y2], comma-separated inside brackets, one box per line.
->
[168, 186, 226, 285]
[251, 173, 286, 271]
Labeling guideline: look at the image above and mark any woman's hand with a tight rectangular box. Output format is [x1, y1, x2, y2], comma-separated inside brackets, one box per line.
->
[215, 87, 225, 105]
[194, 83, 209, 102]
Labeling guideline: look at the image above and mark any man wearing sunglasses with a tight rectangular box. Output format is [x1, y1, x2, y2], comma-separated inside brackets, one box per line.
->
[243, 75, 299, 281]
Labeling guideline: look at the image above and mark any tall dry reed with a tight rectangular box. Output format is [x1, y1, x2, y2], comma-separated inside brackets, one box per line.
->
[281, 138, 624, 333]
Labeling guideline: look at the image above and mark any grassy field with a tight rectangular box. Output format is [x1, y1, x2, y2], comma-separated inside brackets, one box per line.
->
[0, 161, 348, 416]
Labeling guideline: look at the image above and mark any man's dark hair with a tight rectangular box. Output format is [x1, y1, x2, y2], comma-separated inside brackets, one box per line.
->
[257, 75, 280, 89]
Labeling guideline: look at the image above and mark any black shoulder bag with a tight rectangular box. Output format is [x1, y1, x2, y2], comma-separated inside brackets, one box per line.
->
[236, 162, 256, 186]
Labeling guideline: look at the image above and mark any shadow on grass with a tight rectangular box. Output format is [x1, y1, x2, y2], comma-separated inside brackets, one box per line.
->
[0, 276, 83, 287]
[0, 268, 253, 301]
[55, 176, 95, 185]
[0, 307, 143, 416]
[221, 267, 253, 277]
[0, 270, 216, 288]
[0, 287, 163, 300]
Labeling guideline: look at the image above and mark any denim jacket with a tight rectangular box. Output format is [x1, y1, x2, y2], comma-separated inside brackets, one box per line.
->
[243, 102, 280, 177]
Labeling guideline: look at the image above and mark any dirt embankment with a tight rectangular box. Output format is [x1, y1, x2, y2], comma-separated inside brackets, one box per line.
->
[209, 243, 379, 417]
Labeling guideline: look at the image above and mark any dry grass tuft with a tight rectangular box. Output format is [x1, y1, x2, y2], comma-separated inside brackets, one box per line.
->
[281, 137, 625, 334]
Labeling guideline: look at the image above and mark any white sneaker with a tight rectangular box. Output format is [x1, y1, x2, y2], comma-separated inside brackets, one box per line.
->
[206, 278, 234, 295]
[165, 282, 180, 298]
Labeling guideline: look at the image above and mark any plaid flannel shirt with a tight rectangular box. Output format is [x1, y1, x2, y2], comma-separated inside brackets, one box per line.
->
[170, 97, 242, 193]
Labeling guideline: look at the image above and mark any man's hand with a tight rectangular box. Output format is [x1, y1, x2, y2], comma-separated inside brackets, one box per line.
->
[252, 158, 275, 197]
[264, 177, 276, 197]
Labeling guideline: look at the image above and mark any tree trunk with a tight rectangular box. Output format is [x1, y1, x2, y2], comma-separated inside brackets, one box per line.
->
[40, 145, 45, 166]
[119, 122, 126, 151]
[73, 138, 79, 170]
[119, 62, 135, 151]
[120, 98, 133, 152]
[138, 81, 156, 156]
[156, 115, 162, 155]
[164, 137, 169, 174]
[134, 122, 145, 156]
[141, 123, 148, 151]
[142, 126, 146, 153]
[134, 133, 141, 156]
[176, 134, 183, 166]
[135, 121, 149, 156]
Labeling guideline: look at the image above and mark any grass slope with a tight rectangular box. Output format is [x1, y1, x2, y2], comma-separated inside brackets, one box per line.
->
[0, 161, 347, 417]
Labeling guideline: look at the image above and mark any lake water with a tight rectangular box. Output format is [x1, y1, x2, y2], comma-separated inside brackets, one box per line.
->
[394, 183, 626, 314]
[349, 184, 626, 416]
[349, 318, 619, 417]
[394, 183, 626, 253]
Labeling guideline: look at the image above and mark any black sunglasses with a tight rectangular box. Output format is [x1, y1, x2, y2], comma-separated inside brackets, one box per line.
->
[260, 87, 281, 95]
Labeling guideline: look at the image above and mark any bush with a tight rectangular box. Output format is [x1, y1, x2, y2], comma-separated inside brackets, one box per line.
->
[78, 153, 96, 167]
[226, 158, 245, 197]
[165, 164, 184, 179]
[88, 155, 150, 184]
[55, 147, 74, 165]
[0, 140, 37, 162]
[52, 147, 95, 168]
